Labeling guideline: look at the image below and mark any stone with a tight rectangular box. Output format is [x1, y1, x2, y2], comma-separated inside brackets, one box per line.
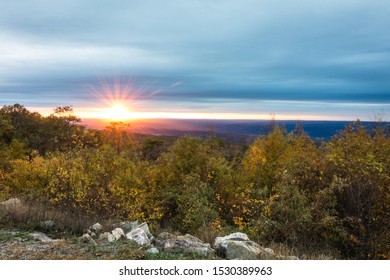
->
[137, 222, 151, 236]
[98, 232, 116, 243]
[113, 221, 139, 234]
[264, 248, 275, 255]
[0, 198, 22, 209]
[146, 247, 159, 254]
[112, 228, 125, 240]
[134, 222, 154, 243]
[156, 233, 214, 257]
[91, 223, 103, 233]
[225, 240, 263, 260]
[126, 228, 151, 246]
[40, 220, 55, 230]
[29, 232, 57, 243]
[214, 232, 250, 249]
[81, 233, 97, 246]
[157, 232, 173, 240]
[213, 232, 274, 260]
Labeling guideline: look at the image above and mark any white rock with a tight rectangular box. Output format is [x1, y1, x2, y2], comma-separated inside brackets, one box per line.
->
[98, 232, 116, 243]
[112, 228, 125, 240]
[213, 232, 273, 260]
[137, 222, 151, 236]
[264, 248, 275, 255]
[81, 233, 97, 246]
[108, 233, 116, 242]
[117, 221, 139, 233]
[214, 232, 249, 247]
[30, 232, 57, 243]
[156, 234, 214, 256]
[91, 223, 103, 232]
[126, 228, 151, 246]
[225, 240, 262, 260]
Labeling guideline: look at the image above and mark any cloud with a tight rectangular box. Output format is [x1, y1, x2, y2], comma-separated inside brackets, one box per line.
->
[0, 0, 389, 119]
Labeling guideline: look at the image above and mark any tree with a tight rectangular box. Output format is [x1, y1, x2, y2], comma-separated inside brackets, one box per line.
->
[103, 122, 133, 155]
[326, 121, 390, 258]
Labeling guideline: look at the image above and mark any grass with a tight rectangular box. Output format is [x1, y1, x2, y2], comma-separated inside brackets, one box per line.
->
[0, 230, 32, 242]
[0, 199, 339, 260]
[0, 200, 103, 238]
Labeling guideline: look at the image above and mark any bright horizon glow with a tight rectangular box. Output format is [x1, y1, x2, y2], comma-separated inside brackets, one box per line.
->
[32, 107, 359, 121]
[103, 104, 132, 120]
[28, 98, 388, 122]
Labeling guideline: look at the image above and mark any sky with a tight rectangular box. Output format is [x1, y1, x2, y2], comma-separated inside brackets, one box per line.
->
[0, 0, 389, 121]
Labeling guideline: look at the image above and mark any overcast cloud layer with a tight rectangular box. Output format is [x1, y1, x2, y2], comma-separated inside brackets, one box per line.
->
[0, 0, 389, 120]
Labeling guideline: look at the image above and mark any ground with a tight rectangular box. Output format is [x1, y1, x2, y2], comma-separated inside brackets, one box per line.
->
[0, 229, 219, 260]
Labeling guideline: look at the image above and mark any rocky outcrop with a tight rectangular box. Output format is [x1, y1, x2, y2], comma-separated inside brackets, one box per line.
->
[214, 232, 274, 260]
[78, 222, 296, 260]
[81, 221, 155, 246]
[156, 233, 214, 257]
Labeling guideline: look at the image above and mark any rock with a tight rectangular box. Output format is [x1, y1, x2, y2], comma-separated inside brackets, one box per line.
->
[157, 232, 173, 240]
[134, 222, 154, 242]
[156, 233, 214, 257]
[40, 220, 55, 230]
[125, 222, 155, 243]
[90, 223, 103, 233]
[98, 232, 116, 243]
[113, 221, 140, 234]
[214, 232, 250, 249]
[81, 233, 97, 246]
[225, 240, 263, 260]
[214, 232, 274, 260]
[137, 222, 151, 236]
[264, 248, 275, 255]
[126, 228, 151, 246]
[0, 198, 22, 209]
[111, 228, 125, 240]
[29, 232, 57, 243]
[146, 247, 159, 254]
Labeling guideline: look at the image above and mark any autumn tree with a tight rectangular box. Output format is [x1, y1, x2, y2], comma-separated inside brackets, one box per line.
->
[326, 121, 390, 258]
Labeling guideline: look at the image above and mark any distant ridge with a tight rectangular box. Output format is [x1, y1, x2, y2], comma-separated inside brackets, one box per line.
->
[82, 119, 387, 140]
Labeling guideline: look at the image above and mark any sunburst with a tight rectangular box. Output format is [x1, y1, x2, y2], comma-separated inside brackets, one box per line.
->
[104, 103, 132, 120]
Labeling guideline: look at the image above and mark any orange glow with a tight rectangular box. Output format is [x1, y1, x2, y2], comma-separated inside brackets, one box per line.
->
[102, 103, 133, 120]
[75, 109, 348, 121]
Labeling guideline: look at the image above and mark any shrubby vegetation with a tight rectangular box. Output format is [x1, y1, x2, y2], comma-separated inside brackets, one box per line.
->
[0, 104, 389, 259]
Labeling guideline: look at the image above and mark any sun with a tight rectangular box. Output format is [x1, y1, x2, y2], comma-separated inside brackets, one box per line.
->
[105, 103, 132, 120]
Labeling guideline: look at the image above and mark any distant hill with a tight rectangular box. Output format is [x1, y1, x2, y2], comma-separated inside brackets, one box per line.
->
[82, 118, 387, 141]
